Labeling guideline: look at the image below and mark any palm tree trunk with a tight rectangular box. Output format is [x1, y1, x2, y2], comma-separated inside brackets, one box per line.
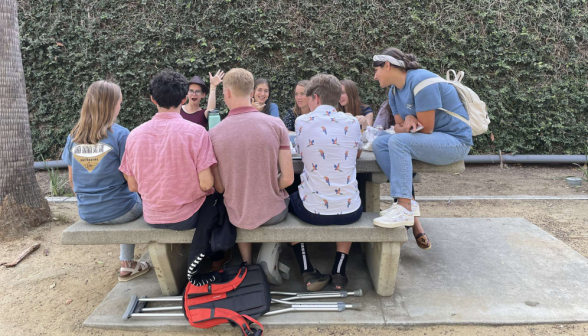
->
[0, 0, 51, 239]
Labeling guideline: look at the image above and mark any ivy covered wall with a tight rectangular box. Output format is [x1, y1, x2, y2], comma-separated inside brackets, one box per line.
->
[17, 0, 588, 158]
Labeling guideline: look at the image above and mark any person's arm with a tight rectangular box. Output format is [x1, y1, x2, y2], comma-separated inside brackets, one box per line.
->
[205, 70, 225, 118]
[365, 113, 374, 127]
[278, 149, 294, 189]
[124, 174, 138, 192]
[67, 165, 75, 196]
[415, 110, 435, 134]
[356, 149, 362, 159]
[198, 167, 214, 192]
[412, 83, 442, 134]
[393, 115, 406, 133]
[212, 164, 224, 193]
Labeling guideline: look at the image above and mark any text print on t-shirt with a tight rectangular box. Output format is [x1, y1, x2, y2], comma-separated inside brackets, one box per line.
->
[71, 143, 113, 173]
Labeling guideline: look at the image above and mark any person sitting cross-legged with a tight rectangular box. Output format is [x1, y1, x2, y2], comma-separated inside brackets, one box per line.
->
[289, 74, 363, 291]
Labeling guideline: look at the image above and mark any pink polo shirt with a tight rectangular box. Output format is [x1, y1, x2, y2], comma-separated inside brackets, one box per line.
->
[209, 106, 290, 230]
[119, 112, 217, 224]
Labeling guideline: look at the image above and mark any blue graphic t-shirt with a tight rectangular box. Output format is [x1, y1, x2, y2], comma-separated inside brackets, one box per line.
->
[388, 69, 473, 146]
[61, 123, 139, 223]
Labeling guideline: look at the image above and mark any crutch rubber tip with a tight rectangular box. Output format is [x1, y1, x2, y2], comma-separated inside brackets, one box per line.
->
[354, 289, 363, 297]
[351, 303, 362, 310]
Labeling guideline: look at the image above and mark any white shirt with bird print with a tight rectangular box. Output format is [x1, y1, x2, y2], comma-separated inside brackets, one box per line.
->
[295, 105, 362, 215]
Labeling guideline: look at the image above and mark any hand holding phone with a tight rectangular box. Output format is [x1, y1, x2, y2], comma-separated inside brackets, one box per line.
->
[410, 125, 424, 133]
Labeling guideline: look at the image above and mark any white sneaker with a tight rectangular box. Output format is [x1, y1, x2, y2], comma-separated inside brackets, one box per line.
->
[373, 203, 414, 229]
[380, 200, 420, 217]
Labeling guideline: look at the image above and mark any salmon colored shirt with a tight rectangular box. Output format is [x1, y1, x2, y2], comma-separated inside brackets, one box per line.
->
[209, 106, 290, 230]
[119, 112, 217, 224]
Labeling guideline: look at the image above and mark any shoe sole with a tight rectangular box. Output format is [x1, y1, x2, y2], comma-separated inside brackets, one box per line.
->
[118, 265, 151, 282]
[373, 218, 414, 229]
[307, 278, 330, 291]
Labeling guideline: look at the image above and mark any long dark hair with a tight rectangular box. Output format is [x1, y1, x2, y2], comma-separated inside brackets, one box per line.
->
[254, 78, 273, 115]
[372, 47, 421, 70]
[339, 79, 364, 116]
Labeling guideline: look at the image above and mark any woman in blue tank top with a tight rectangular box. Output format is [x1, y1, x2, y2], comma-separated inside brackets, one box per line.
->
[371, 48, 473, 249]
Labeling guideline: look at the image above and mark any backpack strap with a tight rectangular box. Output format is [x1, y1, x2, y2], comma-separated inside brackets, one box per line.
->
[437, 108, 470, 126]
[188, 307, 264, 336]
[413, 77, 447, 96]
[185, 265, 248, 298]
[412, 76, 471, 126]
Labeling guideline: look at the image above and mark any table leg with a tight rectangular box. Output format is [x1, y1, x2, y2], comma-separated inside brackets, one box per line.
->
[362, 240, 403, 296]
[148, 243, 190, 296]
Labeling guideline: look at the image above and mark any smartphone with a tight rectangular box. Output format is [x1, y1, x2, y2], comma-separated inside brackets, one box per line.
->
[410, 125, 424, 133]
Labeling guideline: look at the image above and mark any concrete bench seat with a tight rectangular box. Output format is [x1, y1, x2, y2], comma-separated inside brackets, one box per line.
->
[63, 213, 407, 297]
[62, 153, 464, 299]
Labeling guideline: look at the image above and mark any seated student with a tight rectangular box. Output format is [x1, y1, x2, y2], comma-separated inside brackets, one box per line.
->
[209, 68, 294, 265]
[62, 80, 149, 282]
[119, 70, 230, 271]
[181, 70, 224, 128]
[252, 78, 280, 117]
[289, 74, 363, 291]
[282, 80, 310, 131]
[339, 79, 374, 130]
[371, 47, 473, 250]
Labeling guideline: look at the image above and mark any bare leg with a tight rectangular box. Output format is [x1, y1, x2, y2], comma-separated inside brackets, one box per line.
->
[397, 197, 412, 211]
[336, 242, 352, 254]
[238, 242, 253, 265]
[413, 217, 425, 237]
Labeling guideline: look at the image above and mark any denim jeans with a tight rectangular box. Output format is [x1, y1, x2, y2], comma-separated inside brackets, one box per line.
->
[91, 199, 143, 261]
[372, 132, 470, 199]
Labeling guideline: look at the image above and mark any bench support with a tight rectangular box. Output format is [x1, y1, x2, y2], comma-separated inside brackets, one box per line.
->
[148, 243, 190, 296]
[362, 241, 403, 296]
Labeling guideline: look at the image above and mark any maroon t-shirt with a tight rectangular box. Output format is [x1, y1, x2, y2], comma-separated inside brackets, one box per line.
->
[180, 107, 207, 128]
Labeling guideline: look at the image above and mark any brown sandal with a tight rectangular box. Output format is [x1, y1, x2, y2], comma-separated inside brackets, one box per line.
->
[415, 233, 432, 250]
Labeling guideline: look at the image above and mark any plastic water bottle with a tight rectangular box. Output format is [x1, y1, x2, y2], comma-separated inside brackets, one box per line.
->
[208, 110, 221, 129]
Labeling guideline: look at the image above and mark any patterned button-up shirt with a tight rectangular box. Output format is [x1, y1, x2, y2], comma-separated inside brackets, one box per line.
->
[295, 105, 362, 215]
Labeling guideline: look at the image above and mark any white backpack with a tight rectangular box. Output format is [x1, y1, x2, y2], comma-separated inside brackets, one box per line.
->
[413, 70, 490, 136]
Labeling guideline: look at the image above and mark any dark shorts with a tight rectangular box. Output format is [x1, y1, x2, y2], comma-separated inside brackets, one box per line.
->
[148, 193, 217, 230]
[288, 191, 362, 226]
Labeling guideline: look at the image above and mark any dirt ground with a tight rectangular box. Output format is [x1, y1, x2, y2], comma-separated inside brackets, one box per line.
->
[0, 164, 586, 335]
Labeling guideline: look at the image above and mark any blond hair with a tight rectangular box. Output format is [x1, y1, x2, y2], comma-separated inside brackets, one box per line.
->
[224, 68, 254, 97]
[71, 80, 121, 144]
[293, 80, 309, 117]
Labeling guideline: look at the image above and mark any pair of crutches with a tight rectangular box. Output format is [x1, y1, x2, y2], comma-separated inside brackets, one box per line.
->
[123, 289, 363, 319]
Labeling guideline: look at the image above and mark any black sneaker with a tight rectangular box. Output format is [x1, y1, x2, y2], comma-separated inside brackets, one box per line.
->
[302, 269, 331, 291]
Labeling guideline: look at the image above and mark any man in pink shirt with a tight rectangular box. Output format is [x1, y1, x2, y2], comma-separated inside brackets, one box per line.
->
[120, 70, 230, 272]
[210, 68, 294, 265]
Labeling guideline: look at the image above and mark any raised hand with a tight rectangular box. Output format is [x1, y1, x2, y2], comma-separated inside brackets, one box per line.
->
[251, 97, 265, 111]
[209, 70, 225, 88]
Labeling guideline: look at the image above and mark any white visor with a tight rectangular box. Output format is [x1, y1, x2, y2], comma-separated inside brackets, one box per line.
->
[373, 55, 405, 68]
